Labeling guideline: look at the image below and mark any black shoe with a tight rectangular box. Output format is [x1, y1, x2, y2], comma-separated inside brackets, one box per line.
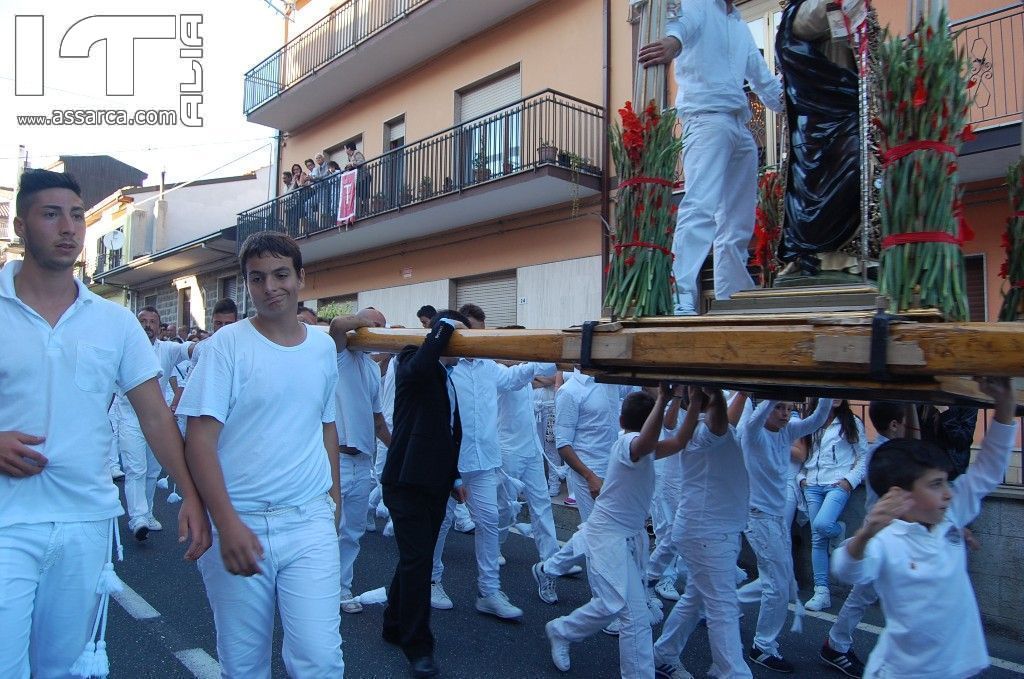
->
[409, 655, 440, 678]
[749, 645, 794, 673]
[132, 525, 149, 542]
[820, 641, 865, 677]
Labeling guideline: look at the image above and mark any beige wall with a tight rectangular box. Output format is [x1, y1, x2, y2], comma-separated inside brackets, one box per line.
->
[357, 279, 453, 328]
[517, 256, 603, 328]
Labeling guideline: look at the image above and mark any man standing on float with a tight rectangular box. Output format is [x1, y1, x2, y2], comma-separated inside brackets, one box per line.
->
[639, 0, 783, 315]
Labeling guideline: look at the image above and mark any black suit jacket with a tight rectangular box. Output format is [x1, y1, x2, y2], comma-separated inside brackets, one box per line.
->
[382, 321, 462, 491]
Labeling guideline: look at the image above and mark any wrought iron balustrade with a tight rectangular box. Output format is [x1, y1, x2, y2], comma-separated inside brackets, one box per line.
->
[952, 4, 1023, 127]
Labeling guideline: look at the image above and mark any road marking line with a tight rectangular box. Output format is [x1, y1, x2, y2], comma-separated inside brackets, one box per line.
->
[789, 604, 1024, 674]
[174, 648, 222, 679]
[111, 583, 160, 620]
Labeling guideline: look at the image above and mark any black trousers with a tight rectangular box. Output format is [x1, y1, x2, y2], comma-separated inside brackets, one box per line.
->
[381, 483, 450, 660]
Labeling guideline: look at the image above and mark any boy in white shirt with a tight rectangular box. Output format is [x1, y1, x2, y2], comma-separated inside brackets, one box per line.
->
[832, 377, 1016, 679]
[537, 385, 696, 677]
[654, 386, 751, 679]
[178, 232, 344, 677]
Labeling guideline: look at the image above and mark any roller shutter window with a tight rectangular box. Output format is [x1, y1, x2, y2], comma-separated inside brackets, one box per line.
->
[455, 272, 517, 328]
[220, 276, 238, 302]
[457, 70, 522, 123]
[964, 254, 987, 322]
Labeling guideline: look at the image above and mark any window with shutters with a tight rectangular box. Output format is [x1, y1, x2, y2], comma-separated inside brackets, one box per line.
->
[179, 287, 192, 331]
[457, 68, 522, 182]
[144, 294, 157, 309]
[455, 271, 517, 328]
[220, 275, 238, 302]
[964, 254, 987, 321]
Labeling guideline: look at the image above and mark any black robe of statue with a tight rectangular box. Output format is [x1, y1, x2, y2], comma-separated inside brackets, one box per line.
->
[775, 0, 861, 269]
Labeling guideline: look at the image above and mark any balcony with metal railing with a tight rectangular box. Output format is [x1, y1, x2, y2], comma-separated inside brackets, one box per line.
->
[952, 3, 1023, 129]
[243, 0, 545, 130]
[237, 90, 605, 263]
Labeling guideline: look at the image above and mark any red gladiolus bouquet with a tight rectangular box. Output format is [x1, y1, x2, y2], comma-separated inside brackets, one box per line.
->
[604, 100, 683, 318]
[751, 170, 783, 288]
[875, 10, 975, 320]
[998, 158, 1024, 321]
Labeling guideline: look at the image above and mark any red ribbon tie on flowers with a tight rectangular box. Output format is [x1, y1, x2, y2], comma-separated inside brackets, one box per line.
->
[617, 176, 683, 190]
[614, 240, 675, 260]
[880, 140, 957, 168]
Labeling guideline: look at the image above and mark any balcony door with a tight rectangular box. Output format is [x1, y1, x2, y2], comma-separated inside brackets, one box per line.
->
[383, 116, 406, 208]
[457, 69, 522, 183]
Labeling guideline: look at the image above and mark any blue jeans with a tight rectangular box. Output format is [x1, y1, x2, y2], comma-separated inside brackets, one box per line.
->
[803, 484, 850, 587]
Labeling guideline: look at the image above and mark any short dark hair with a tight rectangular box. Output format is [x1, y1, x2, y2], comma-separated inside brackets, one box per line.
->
[432, 309, 470, 329]
[304, 158, 314, 165]
[16, 169, 82, 218]
[298, 306, 318, 320]
[345, 141, 357, 151]
[458, 303, 485, 324]
[868, 438, 955, 498]
[620, 390, 656, 432]
[238, 231, 302, 276]
[213, 298, 238, 316]
[327, 161, 341, 171]
[868, 401, 905, 434]
[138, 305, 160, 318]
[416, 305, 437, 320]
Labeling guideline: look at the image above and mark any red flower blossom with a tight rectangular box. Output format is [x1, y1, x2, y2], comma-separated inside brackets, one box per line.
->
[946, 162, 957, 176]
[1001, 230, 1011, 250]
[960, 124, 976, 142]
[898, 100, 909, 114]
[999, 260, 1009, 279]
[634, 202, 645, 218]
[912, 77, 927, 107]
[625, 256, 636, 267]
[967, 79, 977, 89]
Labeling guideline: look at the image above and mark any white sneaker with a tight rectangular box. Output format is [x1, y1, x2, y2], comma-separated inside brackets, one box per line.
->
[430, 582, 453, 610]
[128, 518, 149, 542]
[375, 503, 389, 519]
[805, 585, 831, 611]
[830, 520, 847, 552]
[454, 517, 476, 533]
[497, 554, 506, 567]
[655, 663, 694, 679]
[532, 562, 558, 604]
[146, 515, 162, 531]
[566, 564, 584, 576]
[341, 590, 363, 614]
[365, 516, 377, 532]
[655, 578, 681, 601]
[601, 619, 621, 636]
[476, 590, 523, 620]
[546, 620, 571, 672]
[382, 519, 395, 537]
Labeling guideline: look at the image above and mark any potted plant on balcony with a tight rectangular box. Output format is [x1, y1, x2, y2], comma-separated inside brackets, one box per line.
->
[400, 183, 416, 205]
[371, 191, 387, 212]
[557, 150, 572, 167]
[537, 140, 557, 164]
[419, 176, 434, 200]
[472, 152, 491, 182]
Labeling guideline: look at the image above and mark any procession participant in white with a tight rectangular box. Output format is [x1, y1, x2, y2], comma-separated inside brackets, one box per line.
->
[429, 303, 553, 620]
[118, 305, 193, 540]
[0, 169, 209, 679]
[648, 386, 687, 601]
[738, 393, 832, 673]
[329, 307, 392, 613]
[496, 359, 561, 563]
[179, 232, 344, 678]
[820, 401, 918, 677]
[539, 387, 691, 677]
[638, 0, 784, 314]
[654, 387, 752, 679]
[833, 378, 1016, 679]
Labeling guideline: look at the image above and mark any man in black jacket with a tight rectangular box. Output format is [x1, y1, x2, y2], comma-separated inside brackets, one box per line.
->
[382, 310, 469, 679]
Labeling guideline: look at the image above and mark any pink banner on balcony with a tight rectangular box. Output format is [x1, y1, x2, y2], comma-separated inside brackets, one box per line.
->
[337, 170, 357, 226]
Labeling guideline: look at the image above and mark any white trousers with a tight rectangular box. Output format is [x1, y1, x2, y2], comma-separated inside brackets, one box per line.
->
[829, 582, 878, 653]
[650, 456, 684, 581]
[744, 510, 793, 655]
[338, 452, 375, 593]
[654, 533, 752, 679]
[672, 112, 758, 312]
[498, 452, 559, 560]
[432, 468, 502, 596]
[566, 469, 597, 522]
[549, 535, 654, 679]
[119, 423, 161, 521]
[198, 494, 343, 679]
[0, 520, 110, 679]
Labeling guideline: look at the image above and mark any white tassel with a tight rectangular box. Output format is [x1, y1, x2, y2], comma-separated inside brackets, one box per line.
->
[92, 640, 110, 677]
[167, 490, 182, 504]
[113, 519, 124, 562]
[157, 476, 169, 489]
[790, 600, 805, 634]
[69, 642, 96, 677]
[96, 563, 125, 595]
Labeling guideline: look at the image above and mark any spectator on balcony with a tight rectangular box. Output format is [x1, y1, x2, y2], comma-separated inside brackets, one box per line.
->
[327, 161, 341, 174]
[344, 142, 371, 214]
[310, 153, 330, 180]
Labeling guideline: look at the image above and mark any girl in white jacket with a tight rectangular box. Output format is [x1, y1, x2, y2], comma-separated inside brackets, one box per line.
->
[799, 399, 867, 611]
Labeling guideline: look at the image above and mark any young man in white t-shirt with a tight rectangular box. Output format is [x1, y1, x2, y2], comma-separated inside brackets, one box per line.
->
[329, 307, 392, 613]
[833, 378, 1016, 679]
[0, 169, 209, 678]
[653, 387, 752, 679]
[537, 386, 696, 677]
[178, 232, 344, 677]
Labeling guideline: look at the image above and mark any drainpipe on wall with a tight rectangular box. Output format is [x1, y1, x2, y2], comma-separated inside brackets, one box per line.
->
[600, 0, 612, 304]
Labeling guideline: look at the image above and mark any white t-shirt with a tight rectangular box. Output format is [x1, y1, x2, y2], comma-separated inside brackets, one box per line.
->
[0, 261, 160, 527]
[586, 432, 656, 538]
[334, 348, 382, 456]
[177, 319, 338, 511]
[117, 339, 192, 428]
[678, 421, 749, 536]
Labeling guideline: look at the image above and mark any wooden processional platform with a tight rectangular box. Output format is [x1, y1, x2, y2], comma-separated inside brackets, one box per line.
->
[346, 285, 1024, 408]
